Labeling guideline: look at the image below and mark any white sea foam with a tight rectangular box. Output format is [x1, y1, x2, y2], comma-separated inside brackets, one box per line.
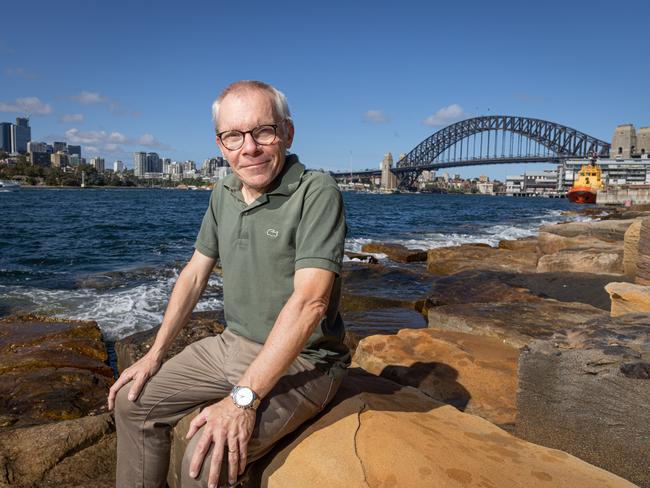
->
[0, 269, 224, 341]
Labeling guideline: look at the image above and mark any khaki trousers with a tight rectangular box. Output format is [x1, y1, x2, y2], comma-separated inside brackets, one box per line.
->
[114, 328, 341, 488]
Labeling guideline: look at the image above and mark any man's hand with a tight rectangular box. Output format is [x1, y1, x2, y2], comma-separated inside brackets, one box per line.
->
[107, 352, 162, 410]
[186, 397, 256, 487]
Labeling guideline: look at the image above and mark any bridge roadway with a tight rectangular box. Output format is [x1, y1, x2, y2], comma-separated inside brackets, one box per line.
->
[331, 156, 561, 179]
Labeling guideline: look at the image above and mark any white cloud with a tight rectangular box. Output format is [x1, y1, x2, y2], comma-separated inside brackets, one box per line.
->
[0, 96, 53, 115]
[64, 128, 172, 152]
[60, 113, 84, 123]
[363, 110, 388, 124]
[70, 91, 108, 105]
[423, 104, 466, 127]
[4, 67, 38, 79]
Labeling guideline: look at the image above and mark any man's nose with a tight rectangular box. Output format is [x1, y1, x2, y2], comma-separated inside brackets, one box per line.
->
[241, 132, 260, 153]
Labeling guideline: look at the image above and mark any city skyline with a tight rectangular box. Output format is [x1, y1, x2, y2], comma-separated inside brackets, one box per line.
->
[1, 0, 649, 179]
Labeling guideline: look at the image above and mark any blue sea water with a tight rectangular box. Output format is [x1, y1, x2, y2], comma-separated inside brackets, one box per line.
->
[0, 188, 578, 340]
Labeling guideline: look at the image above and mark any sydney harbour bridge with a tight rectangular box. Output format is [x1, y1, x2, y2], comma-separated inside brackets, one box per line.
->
[331, 115, 610, 190]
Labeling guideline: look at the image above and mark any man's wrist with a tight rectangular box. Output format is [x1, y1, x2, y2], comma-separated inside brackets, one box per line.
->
[230, 385, 261, 410]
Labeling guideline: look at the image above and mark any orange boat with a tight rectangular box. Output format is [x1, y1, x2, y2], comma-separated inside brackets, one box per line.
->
[567, 161, 604, 204]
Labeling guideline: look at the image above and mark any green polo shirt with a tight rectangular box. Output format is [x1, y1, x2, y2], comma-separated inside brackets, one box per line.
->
[194, 154, 350, 377]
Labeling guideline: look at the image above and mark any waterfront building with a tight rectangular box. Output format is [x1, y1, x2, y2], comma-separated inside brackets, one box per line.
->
[51, 151, 69, 168]
[114, 160, 124, 173]
[10, 117, 31, 154]
[30, 152, 51, 166]
[477, 180, 495, 195]
[162, 158, 172, 174]
[563, 158, 650, 187]
[134, 152, 147, 177]
[68, 154, 81, 167]
[52, 141, 67, 153]
[146, 152, 161, 173]
[380, 152, 397, 192]
[68, 145, 81, 157]
[506, 175, 524, 195]
[0, 122, 11, 152]
[90, 157, 105, 172]
[182, 160, 196, 174]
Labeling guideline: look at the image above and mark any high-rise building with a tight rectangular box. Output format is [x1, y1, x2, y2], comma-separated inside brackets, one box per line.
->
[162, 158, 172, 174]
[68, 154, 81, 167]
[27, 141, 48, 154]
[0, 122, 12, 152]
[134, 152, 147, 177]
[145, 152, 161, 173]
[51, 152, 69, 168]
[68, 145, 81, 157]
[10, 117, 31, 154]
[90, 157, 105, 172]
[114, 160, 124, 173]
[53, 141, 67, 153]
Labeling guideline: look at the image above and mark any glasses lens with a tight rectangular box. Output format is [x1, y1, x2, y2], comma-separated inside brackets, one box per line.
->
[252, 125, 277, 145]
[221, 131, 244, 150]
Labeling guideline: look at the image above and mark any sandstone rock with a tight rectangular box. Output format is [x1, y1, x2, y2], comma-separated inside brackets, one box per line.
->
[637, 217, 650, 285]
[0, 315, 113, 430]
[605, 282, 650, 316]
[361, 242, 428, 263]
[537, 248, 624, 275]
[248, 370, 634, 488]
[537, 230, 623, 255]
[353, 329, 518, 427]
[424, 269, 539, 309]
[427, 244, 538, 275]
[539, 219, 637, 242]
[516, 314, 650, 487]
[428, 300, 607, 348]
[623, 219, 642, 276]
[115, 310, 225, 372]
[0, 413, 116, 487]
[498, 236, 539, 253]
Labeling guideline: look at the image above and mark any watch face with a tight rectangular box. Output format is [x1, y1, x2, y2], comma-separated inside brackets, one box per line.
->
[235, 387, 254, 406]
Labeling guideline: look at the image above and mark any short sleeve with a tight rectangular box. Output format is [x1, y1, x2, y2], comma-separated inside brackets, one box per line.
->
[194, 188, 220, 259]
[295, 180, 346, 275]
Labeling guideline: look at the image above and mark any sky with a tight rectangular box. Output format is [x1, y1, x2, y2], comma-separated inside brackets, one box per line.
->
[1, 0, 649, 179]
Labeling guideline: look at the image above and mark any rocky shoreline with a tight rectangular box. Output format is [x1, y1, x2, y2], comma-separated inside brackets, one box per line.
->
[1, 204, 649, 487]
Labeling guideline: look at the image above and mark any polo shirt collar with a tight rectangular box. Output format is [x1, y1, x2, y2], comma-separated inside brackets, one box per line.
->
[222, 154, 305, 197]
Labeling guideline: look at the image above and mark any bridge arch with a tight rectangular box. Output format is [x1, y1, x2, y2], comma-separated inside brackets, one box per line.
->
[396, 116, 610, 168]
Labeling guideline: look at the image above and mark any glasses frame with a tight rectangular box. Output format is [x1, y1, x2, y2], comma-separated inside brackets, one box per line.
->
[216, 124, 279, 151]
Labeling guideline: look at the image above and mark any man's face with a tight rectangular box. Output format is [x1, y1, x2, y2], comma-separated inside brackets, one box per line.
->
[216, 89, 294, 194]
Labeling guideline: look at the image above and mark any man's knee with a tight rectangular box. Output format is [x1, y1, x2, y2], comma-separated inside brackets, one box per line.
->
[114, 383, 141, 424]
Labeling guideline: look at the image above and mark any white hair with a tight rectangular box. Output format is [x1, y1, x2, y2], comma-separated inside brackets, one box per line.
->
[211, 80, 292, 131]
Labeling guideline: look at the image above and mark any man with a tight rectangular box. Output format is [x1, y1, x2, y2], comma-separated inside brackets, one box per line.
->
[108, 80, 349, 488]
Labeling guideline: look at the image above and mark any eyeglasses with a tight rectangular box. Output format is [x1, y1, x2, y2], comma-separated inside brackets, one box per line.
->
[216, 124, 279, 151]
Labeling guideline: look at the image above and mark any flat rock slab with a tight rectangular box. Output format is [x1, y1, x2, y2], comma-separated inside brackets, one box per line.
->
[537, 247, 624, 275]
[0, 412, 116, 487]
[428, 300, 608, 349]
[115, 310, 225, 372]
[240, 369, 634, 488]
[540, 219, 638, 241]
[537, 230, 624, 255]
[605, 282, 650, 317]
[498, 237, 540, 252]
[361, 242, 428, 263]
[342, 307, 427, 339]
[427, 244, 539, 275]
[353, 329, 518, 426]
[341, 262, 434, 312]
[516, 313, 650, 487]
[0, 315, 113, 430]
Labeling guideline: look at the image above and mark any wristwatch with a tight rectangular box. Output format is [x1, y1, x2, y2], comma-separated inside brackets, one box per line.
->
[230, 385, 261, 410]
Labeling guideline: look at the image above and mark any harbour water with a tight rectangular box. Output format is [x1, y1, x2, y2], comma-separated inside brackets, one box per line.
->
[0, 188, 579, 340]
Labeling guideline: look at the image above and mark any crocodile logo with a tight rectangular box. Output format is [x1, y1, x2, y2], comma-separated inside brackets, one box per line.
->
[266, 228, 279, 239]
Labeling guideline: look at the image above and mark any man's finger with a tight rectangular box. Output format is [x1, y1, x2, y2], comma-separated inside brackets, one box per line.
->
[227, 435, 239, 485]
[107, 373, 132, 410]
[127, 375, 147, 402]
[238, 437, 247, 476]
[189, 430, 213, 479]
[208, 442, 224, 488]
[185, 413, 207, 440]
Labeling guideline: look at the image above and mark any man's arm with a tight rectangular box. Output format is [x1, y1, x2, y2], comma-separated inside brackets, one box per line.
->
[107, 249, 216, 410]
[186, 266, 335, 486]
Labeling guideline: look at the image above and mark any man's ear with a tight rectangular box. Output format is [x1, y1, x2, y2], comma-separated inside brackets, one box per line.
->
[216, 136, 227, 158]
[285, 120, 295, 149]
